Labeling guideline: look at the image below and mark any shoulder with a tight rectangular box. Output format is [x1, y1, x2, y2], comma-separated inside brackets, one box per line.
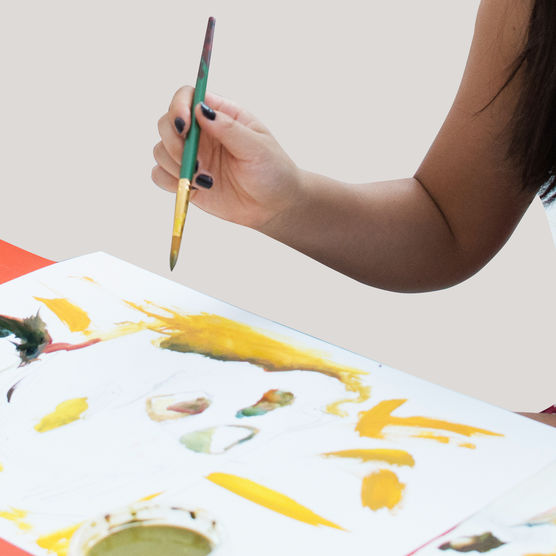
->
[458, 0, 532, 113]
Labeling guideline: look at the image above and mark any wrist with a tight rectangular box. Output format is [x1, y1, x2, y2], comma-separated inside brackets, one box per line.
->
[256, 166, 312, 238]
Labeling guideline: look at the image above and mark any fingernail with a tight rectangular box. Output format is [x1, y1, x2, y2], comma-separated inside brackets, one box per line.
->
[200, 102, 216, 120]
[195, 174, 213, 189]
[195, 160, 199, 173]
[174, 117, 186, 134]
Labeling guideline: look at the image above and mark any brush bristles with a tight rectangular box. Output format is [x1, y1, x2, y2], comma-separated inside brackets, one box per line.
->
[169, 235, 181, 270]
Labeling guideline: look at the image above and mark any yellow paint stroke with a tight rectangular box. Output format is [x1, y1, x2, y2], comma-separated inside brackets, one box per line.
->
[36, 523, 82, 556]
[0, 507, 32, 531]
[524, 553, 556, 556]
[361, 469, 405, 511]
[34, 397, 88, 433]
[137, 491, 163, 502]
[322, 448, 415, 467]
[207, 472, 344, 530]
[29, 292, 368, 415]
[356, 399, 503, 440]
[412, 432, 450, 444]
[0, 463, 3, 471]
[35, 297, 91, 333]
[31, 292, 368, 415]
[124, 302, 369, 416]
[458, 442, 476, 449]
[81, 276, 97, 284]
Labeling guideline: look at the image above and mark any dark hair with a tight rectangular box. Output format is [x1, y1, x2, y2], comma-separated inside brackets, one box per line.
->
[487, 0, 556, 203]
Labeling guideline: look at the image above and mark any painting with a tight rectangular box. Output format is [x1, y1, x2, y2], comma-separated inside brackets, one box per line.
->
[0, 252, 555, 555]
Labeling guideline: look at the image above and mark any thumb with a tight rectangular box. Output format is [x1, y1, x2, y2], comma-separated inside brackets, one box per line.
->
[195, 102, 260, 160]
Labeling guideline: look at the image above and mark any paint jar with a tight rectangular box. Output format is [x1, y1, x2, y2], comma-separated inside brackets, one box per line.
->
[67, 503, 224, 556]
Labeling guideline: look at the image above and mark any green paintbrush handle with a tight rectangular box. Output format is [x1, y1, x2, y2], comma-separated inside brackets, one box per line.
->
[180, 17, 215, 181]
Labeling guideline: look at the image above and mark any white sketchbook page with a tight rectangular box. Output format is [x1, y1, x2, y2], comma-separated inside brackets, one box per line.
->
[414, 459, 556, 554]
[0, 252, 554, 556]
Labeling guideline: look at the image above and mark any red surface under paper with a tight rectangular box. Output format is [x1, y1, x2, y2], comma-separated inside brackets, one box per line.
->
[0, 240, 54, 284]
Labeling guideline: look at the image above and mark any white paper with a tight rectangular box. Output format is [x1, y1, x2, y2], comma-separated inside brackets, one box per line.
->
[0, 252, 554, 556]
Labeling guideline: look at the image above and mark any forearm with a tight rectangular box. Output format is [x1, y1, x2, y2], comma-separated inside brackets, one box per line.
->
[260, 170, 470, 293]
[519, 413, 556, 428]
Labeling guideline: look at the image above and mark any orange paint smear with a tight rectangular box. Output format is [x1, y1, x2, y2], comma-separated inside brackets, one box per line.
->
[322, 448, 415, 467]
[34, 297, 91, 333]
[356, 399, 503, 440]
[361, 469, 405, 511]
[124, 301, 369, 416]
[458, 442, 476, 449]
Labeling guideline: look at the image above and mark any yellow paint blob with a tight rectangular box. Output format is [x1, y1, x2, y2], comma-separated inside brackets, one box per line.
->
[125, 302, 369, 416]
[35, 297, 92, 333]
[207, 472, 344, 530]
[356, 399, 503, 440]
[0, 463, 3, 471]
[459, 442, 476, 449]
[322, 448, 415, 467]
[36, 523, 82, 556]
[0, 507, 32, 531]
[361, 469, 405, 511]
[34, 398, 88, 433]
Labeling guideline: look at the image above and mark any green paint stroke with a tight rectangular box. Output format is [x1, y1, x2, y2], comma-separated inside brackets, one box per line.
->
[439, 532, 505, 553]
[236, 389, 294, 418]
[180, 425, 258, 454]
[0, 313, 51, 365]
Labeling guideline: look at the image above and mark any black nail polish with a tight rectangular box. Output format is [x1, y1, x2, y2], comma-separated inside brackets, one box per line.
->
[200, 103, 216, 120]
[195, 160, 199, 173]
[195, 174, 213, 189]
[174, 117, 186, 134]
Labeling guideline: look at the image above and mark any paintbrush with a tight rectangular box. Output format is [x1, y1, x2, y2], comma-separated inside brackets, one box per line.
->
[170, 16, 216, 270]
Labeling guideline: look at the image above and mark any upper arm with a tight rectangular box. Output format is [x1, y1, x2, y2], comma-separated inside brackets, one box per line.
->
[415, 0, 535, 275]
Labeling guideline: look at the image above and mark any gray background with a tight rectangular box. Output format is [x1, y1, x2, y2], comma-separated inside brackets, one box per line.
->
[2, 0, 555, 411]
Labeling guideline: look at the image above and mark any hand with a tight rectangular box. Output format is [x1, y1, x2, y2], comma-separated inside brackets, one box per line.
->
[152, 87, 302, 231]
[518, 412, 556, 428]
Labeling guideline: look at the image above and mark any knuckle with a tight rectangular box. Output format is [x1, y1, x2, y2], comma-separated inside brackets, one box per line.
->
[157, 115, 166, 135]
[153, 142, 161, 160]
[170, 85, 194, 111]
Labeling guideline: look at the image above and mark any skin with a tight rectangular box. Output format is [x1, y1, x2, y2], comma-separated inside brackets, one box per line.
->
[152, 0, 556, 428]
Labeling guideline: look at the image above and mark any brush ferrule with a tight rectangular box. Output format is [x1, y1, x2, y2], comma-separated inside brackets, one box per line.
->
[172, 179, 191, 236]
